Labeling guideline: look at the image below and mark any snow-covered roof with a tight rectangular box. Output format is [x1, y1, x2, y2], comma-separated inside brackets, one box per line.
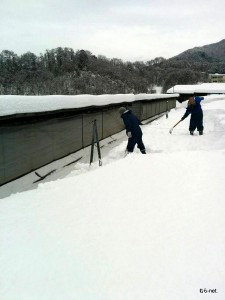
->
[1, 96, 225, 300]
[209, 73, 225, 76]
[0, 93, 178, 117]
[167, 83, 225, 94]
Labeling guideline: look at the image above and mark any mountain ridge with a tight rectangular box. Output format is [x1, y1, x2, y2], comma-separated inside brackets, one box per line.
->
[170, 39, 225, 63]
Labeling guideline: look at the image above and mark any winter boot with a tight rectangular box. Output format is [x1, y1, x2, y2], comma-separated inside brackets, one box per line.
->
[190, 131, 194, 135]
[199, 131, 203, 135]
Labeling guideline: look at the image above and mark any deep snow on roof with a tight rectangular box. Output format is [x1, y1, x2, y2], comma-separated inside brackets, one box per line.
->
[1, 96, 225, 300]
[167, 83, 225, 94]
[0, 93, 178, 117]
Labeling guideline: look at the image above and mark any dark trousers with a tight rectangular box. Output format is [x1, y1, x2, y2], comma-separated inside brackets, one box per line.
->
[189, 112, 204, 132]
[127, 135, 146, 154]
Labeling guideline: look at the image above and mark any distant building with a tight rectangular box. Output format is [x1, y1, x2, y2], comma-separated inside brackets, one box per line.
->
[209, 73, 225, 83]
[147, 86, 162, 94]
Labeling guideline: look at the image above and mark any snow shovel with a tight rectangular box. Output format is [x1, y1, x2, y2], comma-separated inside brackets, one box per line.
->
[169, 120, 182, 134]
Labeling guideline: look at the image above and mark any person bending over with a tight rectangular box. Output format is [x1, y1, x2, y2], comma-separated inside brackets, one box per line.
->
[119, 107, 146, 154]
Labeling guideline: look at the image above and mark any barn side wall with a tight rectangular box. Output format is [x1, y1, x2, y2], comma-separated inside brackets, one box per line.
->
[0, 98, 176, 185]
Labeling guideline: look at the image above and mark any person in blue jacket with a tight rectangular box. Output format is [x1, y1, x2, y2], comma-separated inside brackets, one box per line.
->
[119, 107, 146, 154]
[181, 95, 204, 135]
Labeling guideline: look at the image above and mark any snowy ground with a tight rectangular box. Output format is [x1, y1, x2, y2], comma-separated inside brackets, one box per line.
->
[0, 95, 225, 300]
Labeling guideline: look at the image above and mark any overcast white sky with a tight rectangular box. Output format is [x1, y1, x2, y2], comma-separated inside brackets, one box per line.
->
[0, 0, 225, 62]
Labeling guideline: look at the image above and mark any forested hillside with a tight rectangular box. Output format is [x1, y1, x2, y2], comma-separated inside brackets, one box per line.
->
[0, 48, 156, 95]
[160, 39, 225, 92]
[1, 39, 224, 95]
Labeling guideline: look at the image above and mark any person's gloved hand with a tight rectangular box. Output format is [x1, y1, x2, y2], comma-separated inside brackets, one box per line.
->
[127, 132, 132, 138]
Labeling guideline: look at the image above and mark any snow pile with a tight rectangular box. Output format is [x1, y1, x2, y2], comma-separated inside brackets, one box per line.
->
[0, 93, 178, 117]
[0, 95, 225, 300]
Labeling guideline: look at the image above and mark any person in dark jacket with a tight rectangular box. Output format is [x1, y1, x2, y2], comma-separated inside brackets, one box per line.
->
[119, 107, 146, 154]
[181, 96, 204, 135]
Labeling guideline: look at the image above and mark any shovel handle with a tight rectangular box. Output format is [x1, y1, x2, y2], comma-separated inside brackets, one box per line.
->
[173, 119, 182, 128]
[169, 119, 182, 134]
